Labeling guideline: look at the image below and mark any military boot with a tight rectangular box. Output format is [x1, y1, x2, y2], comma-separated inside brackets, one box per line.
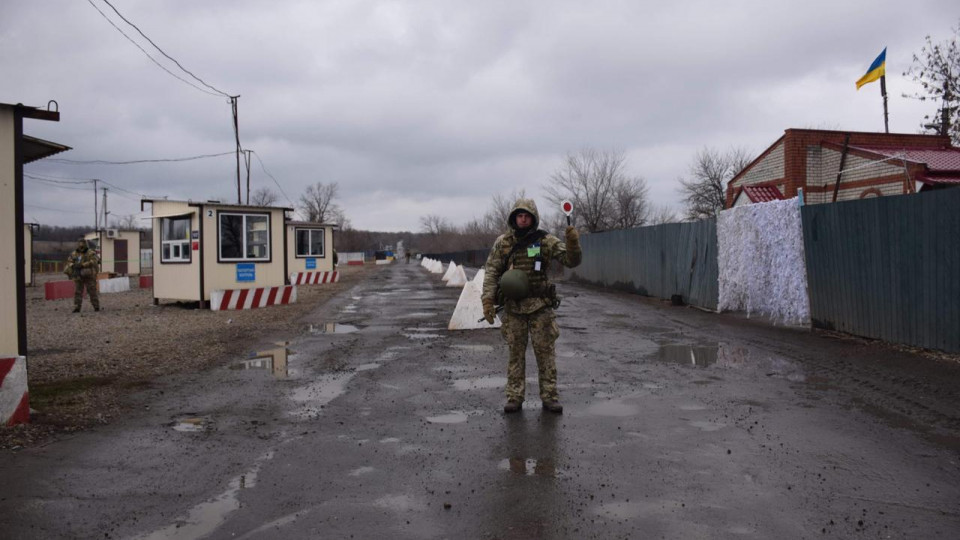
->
[542, 400, 563, 414]
[503, 400, 523, 413]
[72, 307, 81, 313]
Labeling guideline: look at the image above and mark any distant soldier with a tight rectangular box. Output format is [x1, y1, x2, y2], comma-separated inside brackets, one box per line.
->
[64, 239, 100, 313]
[481, 199, 582, 414]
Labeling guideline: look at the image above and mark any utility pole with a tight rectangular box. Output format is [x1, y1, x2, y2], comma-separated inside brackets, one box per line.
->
[244, 149, 252, 205]
[102, 187, 109, 229]
[231, 95, 242, 204]
[93, 179, 99, 230]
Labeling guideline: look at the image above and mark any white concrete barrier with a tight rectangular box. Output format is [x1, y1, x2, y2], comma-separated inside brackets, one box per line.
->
[0, 356, 29, 426]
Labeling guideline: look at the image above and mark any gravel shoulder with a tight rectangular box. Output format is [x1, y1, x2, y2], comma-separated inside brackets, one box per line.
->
[2, 265, 372, 450]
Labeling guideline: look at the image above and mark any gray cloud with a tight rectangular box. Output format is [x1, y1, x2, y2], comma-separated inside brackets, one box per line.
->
[3, 0, 956, 231]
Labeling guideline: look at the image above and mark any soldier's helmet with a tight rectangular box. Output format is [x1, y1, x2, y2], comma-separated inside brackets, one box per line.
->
[499, 269, 530, 300]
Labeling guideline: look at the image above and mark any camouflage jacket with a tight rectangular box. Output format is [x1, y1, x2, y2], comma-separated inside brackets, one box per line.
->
[64, 248, 100, 281]
[482, 198, 581, 314]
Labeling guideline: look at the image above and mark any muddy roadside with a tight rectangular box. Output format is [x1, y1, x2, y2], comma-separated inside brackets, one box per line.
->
[1, 265, 373, 451]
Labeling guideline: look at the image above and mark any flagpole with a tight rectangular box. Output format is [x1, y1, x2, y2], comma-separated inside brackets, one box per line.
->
[880, 74, 889, 133]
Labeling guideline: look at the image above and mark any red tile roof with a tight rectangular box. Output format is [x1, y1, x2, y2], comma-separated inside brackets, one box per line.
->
[917, 175, 960, 185]
[849, 145, 960, 172]
[742, 185, 784, 203]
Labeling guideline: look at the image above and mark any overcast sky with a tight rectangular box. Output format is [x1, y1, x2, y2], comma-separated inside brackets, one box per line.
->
[3, 1, 957, 232]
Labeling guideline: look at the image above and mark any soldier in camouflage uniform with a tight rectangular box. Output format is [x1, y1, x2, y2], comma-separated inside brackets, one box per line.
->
[482, 199, 581, 413]
[64, 239, 101, 313]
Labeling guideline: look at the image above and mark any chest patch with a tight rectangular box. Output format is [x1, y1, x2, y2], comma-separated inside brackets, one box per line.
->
[527, 244, 541, 257]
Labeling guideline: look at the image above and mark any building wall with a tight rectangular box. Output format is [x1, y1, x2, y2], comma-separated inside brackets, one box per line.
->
[286, 225, 335, 274]
[116, 230, 141, 275]
[804, 147, 910, 204]
[737, 141, 784, 186]
[23, 225, 32, 286]
[201, 205, 287, 298]
[152, 201, 201, 302]
[0, 108, 17, 354]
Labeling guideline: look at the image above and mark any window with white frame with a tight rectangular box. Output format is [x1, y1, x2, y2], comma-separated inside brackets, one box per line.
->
[160, 216, 191, 263]
[219, 212, 270, 261]
[295, 228, 325, 257]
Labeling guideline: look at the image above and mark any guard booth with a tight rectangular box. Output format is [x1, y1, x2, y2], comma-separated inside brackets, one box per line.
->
[1, 102, 68, 426]
[84, 229, 142, 275]
[142, 199, 293, 309]
[286, 221, 337, 284]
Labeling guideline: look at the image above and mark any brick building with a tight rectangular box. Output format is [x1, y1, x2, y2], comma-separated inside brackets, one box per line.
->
[727, 129, 960, 207]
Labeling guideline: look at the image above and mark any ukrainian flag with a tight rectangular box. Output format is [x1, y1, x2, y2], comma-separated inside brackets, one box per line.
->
[856, 48, 886, 90]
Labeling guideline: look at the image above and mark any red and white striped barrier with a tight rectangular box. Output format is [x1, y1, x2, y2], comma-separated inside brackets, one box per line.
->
[290, 271, 339, 285]
[1, 356, 30, 426]
[210, 285, 297, 311]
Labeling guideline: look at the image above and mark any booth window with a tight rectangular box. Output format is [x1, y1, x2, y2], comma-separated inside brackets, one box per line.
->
[295, 228, 325, 257]
[161, 216, 191, 263]
[219, 212, 270, 261]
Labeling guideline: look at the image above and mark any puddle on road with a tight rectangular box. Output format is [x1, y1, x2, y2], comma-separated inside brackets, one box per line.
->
[395, 312, 436, 319]
[170, 416, 209, 432]
[230, 344, 290, 378]
[453, 376, 508, 390]
[426, 411, 469, 424]
[374, 494, 427, 512]
[403, 333, 444, 340]
[308, 322, 361, 334]
[355, 363, 380, 371]
[587, 400, 641, 417]
[593, 501, 649, 520]
[657, 344, 719, 367]
[654, 342, 805, 382]
[289, 372, 356, 419]
[449, 344, 495, 353]
[349, 466, 375, 477]
[689, 420, 726, 432]
[134, 451, 274, 540]
[499, 457, 557, 477]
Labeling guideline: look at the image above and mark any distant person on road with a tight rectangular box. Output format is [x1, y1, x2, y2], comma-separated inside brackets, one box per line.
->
[64, 238, 100, 313]
[405, 251, 411, 264]
[481, 199, 581, 414]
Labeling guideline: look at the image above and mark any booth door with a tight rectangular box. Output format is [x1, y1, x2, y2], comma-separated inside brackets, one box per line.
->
[115, 240, 128, 275]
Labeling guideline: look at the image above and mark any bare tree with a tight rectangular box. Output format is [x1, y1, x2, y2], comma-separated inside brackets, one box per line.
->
[300, 182, 345, 223]
[646, 205, 679, 225]
[419, 214, 453, 235]
[678, 147, 753, 220]
[903, 20, 960, 144]
[544, 148, 649, 233]
[250, 187, 278, 206]
[114, 214, 140, 230]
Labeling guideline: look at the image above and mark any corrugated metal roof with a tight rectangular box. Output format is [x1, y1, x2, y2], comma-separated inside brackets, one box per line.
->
[849, 145, 960, 172]
[742, 185, 784, 203]
[917, 175, 960, 185]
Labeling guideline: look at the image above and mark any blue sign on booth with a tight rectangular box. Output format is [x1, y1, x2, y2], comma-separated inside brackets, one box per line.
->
[236, 263, 255, 282]
[306, 258, 317, 270]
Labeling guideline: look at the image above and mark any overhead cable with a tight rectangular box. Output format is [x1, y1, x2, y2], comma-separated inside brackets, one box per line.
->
[85, 0, 222, 97]
[98, 0, 231, 97]
[46, 151, 235, 165]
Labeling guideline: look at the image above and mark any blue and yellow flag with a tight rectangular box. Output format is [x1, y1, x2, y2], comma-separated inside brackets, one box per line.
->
[856, 48, 886, 90]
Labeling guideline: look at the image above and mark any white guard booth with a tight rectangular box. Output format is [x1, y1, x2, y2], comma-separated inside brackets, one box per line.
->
[286, 221, 338, 284]
[142, 199, 295, 310]
[1, 102, 69, 425]
[84, 229, 142, 276]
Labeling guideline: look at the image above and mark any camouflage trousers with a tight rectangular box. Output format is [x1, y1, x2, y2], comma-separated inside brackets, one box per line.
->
[73, 278, 100, 311]
[500, 307, 560, 402]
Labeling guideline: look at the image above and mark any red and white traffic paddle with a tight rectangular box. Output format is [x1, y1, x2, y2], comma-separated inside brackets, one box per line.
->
[561, 200, 574, 225]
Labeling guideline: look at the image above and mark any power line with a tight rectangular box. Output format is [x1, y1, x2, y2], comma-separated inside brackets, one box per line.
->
[25, 204, 90, 214]
[97, 0, 231, 97]
[85, 0, 222, 97]
[23, 173, 95, 184]
[46, 151, 236, 165]
[250, 150, 297, 210]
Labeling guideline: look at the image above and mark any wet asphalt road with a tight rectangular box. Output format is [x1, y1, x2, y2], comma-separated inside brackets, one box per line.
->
[2, 262, 959, 539]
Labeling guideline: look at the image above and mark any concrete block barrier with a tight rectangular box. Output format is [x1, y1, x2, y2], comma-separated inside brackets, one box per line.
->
[210, 285, 297, 311]
[0, 356, 29, 426]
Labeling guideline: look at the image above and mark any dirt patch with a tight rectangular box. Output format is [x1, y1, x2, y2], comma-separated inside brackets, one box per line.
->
[2, 265, 372, 450]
